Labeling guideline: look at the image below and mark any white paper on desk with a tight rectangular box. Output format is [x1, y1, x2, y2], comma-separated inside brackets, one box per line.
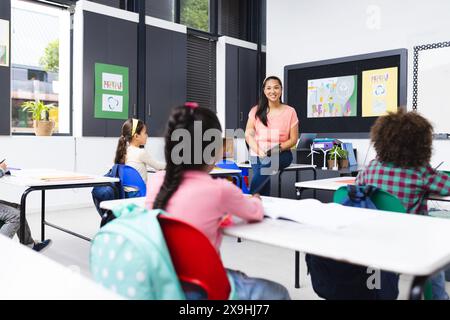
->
[262, 198, 367, 230]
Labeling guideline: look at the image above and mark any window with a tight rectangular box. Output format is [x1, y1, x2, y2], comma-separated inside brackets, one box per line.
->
[218, 0, 247, 40]
[180, 0, 209, 32]
[11, 0, 71, 134]
[146, 0, 175, 22]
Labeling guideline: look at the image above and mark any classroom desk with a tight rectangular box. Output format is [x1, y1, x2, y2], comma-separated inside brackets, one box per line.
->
[0, 169, 119, 243]
[100, 196, 450, 300]
[295, 176, 355, 199]
[0, 235, 122, 300]
[210, 168, 243, 189]
[238, 163, 317, 197]
[222, 197, 450, 300]
[295, 176, 450, 203]
[148, 168, 243, 189]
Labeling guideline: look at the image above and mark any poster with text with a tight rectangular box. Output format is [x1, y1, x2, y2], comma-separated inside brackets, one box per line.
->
[0, 19, 10, 67]
[94, 63, 129, 120]
[362, 67, 398, 117]
[307, 75, 357, 118]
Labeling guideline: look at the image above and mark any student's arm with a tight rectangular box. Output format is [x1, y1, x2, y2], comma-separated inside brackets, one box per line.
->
[140, 150, 166, 171]
[355, 169, 366, 185]
[423, 167, 450, 196]
[0, 162, 7, 178]
[245, 109, 265, 157]
[220, 179, 264, 222]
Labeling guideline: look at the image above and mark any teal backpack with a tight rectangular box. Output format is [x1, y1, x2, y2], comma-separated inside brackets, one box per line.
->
[90, 204, 185, 300]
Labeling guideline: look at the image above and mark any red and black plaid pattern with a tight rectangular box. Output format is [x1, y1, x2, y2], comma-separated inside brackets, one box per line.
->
[356, 159, 450, 214]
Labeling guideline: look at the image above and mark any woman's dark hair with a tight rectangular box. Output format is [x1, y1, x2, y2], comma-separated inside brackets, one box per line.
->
[371, 109, 433, 168]
[114, 118, 145, 164]
[256, 76, 283, 126]
[153, 104, 222, 210]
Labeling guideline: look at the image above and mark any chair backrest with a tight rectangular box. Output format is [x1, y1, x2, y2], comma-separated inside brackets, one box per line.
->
[215, 160, 250, 194]
[333, 185, 407, 213]
[119, 165, 147, 197]
[157, 215, 231, 300]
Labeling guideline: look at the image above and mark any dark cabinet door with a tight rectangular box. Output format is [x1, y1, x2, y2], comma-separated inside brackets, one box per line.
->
[83, 11, 137, 137]
[146, 26, 186, 137]
[238, 47, 257, 130]
[225, 44, 239, 131]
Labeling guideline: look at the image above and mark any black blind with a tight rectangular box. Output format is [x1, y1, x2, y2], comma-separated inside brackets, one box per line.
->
[186, 33, 216, 111]
[219, 0, 248, 40]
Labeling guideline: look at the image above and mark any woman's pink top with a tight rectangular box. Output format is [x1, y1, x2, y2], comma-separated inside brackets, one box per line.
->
[248, 105, 299, 155]
[145, 170, 264, 251]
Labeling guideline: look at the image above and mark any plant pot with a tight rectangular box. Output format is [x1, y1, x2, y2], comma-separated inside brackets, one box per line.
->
[33, 120, 54, 136]
[340, 159, 349, 169]
[327, 159, 338, 170]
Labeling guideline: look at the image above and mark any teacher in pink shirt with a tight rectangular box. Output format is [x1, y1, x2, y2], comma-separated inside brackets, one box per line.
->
[245, 76, 299, 196]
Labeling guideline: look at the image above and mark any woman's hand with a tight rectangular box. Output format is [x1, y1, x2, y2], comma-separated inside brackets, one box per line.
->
[258, 150, 267, 158]
[0, 162, 7, 171]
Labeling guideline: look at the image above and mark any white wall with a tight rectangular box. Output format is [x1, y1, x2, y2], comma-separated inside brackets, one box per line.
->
[266, 0, 450, 169]
[0, 136, 165, 211]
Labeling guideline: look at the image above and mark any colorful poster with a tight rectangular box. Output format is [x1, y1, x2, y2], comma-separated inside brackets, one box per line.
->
[94, 63, 129, 120]
[0, 19, 10, 67]
[362, 67, 398, 117]
[307, 75, 357, 118]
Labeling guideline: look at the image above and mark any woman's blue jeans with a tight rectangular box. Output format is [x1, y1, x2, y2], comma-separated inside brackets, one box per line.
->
[250, 151, 293, 196]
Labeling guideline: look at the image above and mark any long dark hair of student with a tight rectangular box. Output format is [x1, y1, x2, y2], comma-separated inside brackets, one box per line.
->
[256, 76, 283, 127]
[114, 118, 145, 164]
[153, 104, 222, 211]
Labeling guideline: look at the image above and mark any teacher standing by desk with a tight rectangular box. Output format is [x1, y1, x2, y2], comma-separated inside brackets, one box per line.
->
[245, 76, 299, 196]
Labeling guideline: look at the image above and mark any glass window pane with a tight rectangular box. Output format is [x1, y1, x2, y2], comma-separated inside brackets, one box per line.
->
[146, 0, 175, 22]
[11, 0, 71, 134]
[180, 0, 209, 32]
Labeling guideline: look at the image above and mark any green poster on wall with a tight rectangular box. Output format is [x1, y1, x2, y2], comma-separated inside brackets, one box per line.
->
[94, 63, 129, 120]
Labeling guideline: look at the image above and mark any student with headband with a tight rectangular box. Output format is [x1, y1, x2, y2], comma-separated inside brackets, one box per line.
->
[114, 118, 165, 182]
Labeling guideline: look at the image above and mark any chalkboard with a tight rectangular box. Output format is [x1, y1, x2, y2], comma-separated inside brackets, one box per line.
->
[413, 41, 450, 136]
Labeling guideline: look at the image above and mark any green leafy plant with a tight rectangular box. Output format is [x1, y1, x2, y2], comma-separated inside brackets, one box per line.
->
[21, 100, 55, 121]
[328, 145, 348, 160]
[39, 40, 59, 73]
[181, 0, 209, 31]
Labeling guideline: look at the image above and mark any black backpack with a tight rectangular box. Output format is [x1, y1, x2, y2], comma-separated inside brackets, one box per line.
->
[91, 165, 125, 226]
[305, 185, 399, 300]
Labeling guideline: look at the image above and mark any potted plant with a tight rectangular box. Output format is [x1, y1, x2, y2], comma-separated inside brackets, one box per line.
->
[21, 100, 55, 136]
[327, 145, 349, 169]
[339, 148, 349, 168]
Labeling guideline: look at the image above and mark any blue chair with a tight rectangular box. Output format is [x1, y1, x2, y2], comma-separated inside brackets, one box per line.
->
[215, 160, 250, 194]
[118, 165, 147, 198]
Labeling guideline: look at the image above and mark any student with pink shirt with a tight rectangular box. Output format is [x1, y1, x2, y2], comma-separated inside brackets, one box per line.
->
[245, 76, 299, 196]
[146, 103, 290, 300]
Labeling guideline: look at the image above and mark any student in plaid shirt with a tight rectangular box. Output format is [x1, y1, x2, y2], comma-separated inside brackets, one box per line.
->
[356, 109, 450, 299]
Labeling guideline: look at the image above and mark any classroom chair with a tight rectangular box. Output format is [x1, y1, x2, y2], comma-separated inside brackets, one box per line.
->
[334, 186, 434, 300]
[216, 159, 250, 194]
[119, 165, 147, 198]
[158, 214, 235, 300]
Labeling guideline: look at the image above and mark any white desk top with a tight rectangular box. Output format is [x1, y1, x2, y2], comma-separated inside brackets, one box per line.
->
[210, 168, 242, 175]
[0, 169, 119, 187]
[237, 163, 316, 170]
[0, 235, 122, 300]
[295, 176, 450, 202]
[295, 176, 355, 191]
[100, 196, 450, 276]
[223, 197, 450, 276]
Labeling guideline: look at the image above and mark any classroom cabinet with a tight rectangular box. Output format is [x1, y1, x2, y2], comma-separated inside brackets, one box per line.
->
[82, 11, 138, 137]
[225, 45, 258, 131]
[145, 25, 187, 137]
